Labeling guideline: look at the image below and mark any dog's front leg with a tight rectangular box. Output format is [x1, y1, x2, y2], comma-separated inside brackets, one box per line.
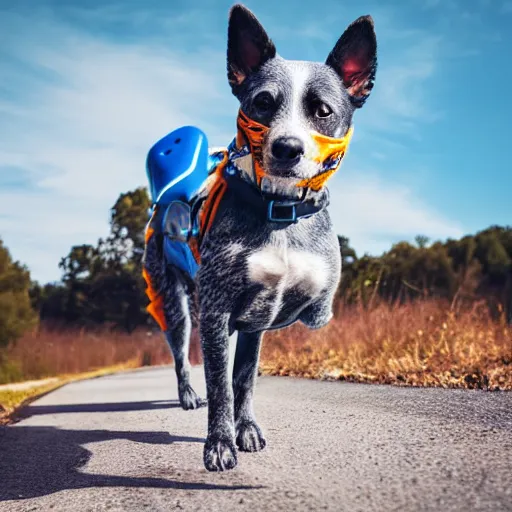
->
[233, 331, 266, 452]
[201, 311, 238, 471]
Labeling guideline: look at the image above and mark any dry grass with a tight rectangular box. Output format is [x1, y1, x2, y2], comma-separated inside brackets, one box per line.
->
[1, 300, 510, 397]
[0, 327, 202, 386]
[261, 300, 512, 390]
[0, 363, 141, 424]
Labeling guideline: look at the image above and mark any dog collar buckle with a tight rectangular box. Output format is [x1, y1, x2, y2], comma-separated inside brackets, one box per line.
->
[267, 200, 299, 223]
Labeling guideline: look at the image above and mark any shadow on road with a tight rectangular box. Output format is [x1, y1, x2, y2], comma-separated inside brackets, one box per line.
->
[0, 424, 260, 501]
[15, 399, 191, 419]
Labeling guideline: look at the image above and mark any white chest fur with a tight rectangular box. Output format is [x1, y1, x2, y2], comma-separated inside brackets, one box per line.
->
[247, 246, 328, 296]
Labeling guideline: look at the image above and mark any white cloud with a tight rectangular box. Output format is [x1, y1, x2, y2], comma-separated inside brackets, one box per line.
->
[328, 171, 464, 256]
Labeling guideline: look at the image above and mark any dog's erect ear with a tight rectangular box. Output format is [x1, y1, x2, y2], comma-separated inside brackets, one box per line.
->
[227, 4, 276, 91]
[326, 15, 377, 108]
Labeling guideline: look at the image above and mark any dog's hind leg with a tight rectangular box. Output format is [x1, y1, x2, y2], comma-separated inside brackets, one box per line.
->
[143, 232, 202, 410]
[233, 331, 266, 452]
[164, 283, 203, 411]
[165, 319, 203, 410]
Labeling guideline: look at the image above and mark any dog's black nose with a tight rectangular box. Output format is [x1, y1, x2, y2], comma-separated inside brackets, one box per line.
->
[271, 137, 305, 161]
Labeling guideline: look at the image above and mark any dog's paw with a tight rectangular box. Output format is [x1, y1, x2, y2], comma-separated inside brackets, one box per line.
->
[236, 420, 267, 452]
[178, 384, 204, 410]
[203, 435, 238, 472]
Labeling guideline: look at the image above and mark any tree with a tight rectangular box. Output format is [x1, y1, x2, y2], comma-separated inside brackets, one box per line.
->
[31, 282, 70, 325]
[338, 236, 357, 266]
[59, 244, 100, 282]
[415, 235, 430, 249]
[0, 239, 37, 347]
[107, 187, 151, 268]
[38, 188, 152, 331]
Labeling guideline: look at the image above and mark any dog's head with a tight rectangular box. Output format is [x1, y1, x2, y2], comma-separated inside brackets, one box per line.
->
[227, 4, 377, 184]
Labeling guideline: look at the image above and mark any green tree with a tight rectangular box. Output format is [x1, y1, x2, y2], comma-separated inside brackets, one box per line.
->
[59, 244, 100, 282]
[106, 187, 151, 269]
[415, 234, 430, 249]
[0, 239, 37, 346]
[338, 236, 357, 267]
[40, 188, 152, 331]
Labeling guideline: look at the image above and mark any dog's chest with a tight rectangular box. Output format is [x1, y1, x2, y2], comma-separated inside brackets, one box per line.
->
[246, 245, 328, 296]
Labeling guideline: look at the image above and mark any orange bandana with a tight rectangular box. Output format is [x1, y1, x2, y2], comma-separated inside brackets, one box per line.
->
[235, 109, 353, 191]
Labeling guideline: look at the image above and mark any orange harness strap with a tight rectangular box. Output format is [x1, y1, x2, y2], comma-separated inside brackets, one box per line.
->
[188, 151, 229, 264]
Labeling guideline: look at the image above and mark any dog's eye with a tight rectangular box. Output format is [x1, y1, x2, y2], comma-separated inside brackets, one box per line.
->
[315, 103, 332, 118]
[253, 92, 275, 114]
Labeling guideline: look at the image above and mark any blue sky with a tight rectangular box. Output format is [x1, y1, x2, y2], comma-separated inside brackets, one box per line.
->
[1, 0, 511, 284]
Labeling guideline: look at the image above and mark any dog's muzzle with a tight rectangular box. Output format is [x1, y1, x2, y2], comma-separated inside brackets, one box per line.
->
[235, 109, 354, 192]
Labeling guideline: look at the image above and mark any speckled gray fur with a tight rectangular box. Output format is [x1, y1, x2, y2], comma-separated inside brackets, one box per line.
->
[143, 4, 377, 471]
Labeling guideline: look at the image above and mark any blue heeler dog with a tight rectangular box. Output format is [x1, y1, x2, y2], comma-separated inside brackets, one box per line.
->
[143, 4, 377, 471]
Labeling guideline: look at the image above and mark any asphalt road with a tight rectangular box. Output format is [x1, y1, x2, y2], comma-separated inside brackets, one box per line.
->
[1, 366, 511, 512]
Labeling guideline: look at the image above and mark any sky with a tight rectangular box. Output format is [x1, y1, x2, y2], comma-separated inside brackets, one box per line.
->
[0, 0, 511, 284]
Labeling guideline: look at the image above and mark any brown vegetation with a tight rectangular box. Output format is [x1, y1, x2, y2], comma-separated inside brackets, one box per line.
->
[262, 299, 512, 390]
[1, 299, 511, 391]
[0, 327, 202, 385]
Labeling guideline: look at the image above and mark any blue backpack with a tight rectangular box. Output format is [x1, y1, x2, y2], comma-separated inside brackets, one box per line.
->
[145, 126, 211, 278]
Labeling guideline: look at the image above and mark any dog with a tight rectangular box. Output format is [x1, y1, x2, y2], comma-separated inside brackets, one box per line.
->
[143, 3, 377, 472]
